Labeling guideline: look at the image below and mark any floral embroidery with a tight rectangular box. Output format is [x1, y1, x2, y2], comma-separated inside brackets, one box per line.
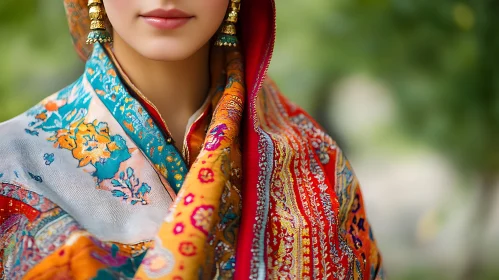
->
[28, 172, 43, 183]
[178, 242, 197, 257]
[0, 185, 81, 279]
[24, 129, 39, 136]
[110, 167, 151, 205]
[190, 205, 214, 235]
[197, 168, 214, 183]
[173, 223, 184, 235]
[314, 141, 331, 164]
[141, 244, 175, 278]
[184, 194, 194, 206]
[43, 153, 55, 166]
[21, 71, 162, 205]
[86, 44, 188, 193]
[22, 75, 156, 205]
[204, 124, 227, 151]
[72, 121, 112, 167]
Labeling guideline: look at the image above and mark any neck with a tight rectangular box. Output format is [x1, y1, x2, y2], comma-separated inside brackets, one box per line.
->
[110, 33, 211, 145]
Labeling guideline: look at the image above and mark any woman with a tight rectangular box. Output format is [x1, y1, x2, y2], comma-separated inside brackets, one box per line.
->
[0, 0, 383, 279]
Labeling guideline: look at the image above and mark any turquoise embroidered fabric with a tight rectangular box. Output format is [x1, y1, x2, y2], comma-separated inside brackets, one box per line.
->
[86, 44, 188, 193]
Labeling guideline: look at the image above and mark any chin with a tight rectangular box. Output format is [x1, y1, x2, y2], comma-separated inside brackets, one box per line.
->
[134, 39, 207, 62]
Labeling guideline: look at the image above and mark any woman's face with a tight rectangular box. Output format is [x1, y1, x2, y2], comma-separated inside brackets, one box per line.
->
[103, 0, 229, 61]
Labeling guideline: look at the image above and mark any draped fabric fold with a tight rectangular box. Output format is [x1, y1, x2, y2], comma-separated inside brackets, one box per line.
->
[13, 43, 247, 279]
[135, 48, 246, 279]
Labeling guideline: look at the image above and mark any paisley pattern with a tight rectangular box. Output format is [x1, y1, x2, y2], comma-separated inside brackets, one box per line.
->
[0, 184, 81, 279]
[240, 80, 384, 279]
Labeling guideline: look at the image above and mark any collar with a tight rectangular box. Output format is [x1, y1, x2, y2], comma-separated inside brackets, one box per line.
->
[84, 43, 188, 192]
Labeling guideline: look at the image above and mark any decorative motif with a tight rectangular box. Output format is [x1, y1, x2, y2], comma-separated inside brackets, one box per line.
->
[24, 129, 39, 136]
[248, 113, 274, 278]
[178, 242, 197, 257]
[0, 184, 81, 279]
[43, 153, 55, 166]
[198, 168, 215, 183]
[28, 172, 43, 183]
[90, 241, 148, 279]
[190, 205, 215, 235]
[86, 44, 188, 193]
[0, 184, 54, 213]
[141, 242, 175, 278]
[241, 80, 383, 279]
[215, 0, 241, 47]
[184, 194, 195, 206]
[22, 77, 154, 205]
[204, 123, 227, 151]
[173, 223, 184, 235]
[86, 0, 112, 44]
[110, 167, 152, 205]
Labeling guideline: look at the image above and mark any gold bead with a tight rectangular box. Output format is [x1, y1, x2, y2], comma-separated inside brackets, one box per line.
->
[89, 6, 105, 21]
[231, 2, 241, 12]
[221, 23, 236, 35]
[88, 0, 103, 6]
[90, 20, 106, 30]
[226, 10, 238, 23]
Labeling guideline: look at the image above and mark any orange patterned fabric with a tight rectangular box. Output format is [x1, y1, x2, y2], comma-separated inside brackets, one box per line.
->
[134, 49, 245, 279]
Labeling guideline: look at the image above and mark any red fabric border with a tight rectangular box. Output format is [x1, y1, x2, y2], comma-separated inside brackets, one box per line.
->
[235, 0, 276, 278]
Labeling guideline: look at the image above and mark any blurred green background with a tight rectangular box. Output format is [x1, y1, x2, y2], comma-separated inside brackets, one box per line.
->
[1, 0, 498, 279]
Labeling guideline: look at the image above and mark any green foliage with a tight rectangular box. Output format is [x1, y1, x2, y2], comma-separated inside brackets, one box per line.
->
[0, 1, 82, 121]
[273, 0, 499, 174]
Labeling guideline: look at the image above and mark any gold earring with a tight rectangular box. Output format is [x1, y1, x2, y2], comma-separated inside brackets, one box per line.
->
[86, 0, 113, 44]
[215, 0, 241, 47]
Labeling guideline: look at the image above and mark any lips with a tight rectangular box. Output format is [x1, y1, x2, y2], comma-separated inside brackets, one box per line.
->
[140, 9, 194, 30]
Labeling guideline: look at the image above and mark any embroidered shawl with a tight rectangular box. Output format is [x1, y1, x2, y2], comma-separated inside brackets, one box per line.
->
[0, 0, 384, 279]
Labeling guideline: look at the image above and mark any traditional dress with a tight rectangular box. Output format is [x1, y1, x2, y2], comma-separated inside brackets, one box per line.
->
[0, 0, 383, 279]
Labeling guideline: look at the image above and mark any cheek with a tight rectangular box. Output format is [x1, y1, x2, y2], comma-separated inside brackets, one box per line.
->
[103, 0, 132, 12]
[103, 0, 135, 29]
[196, 0, 230, 32]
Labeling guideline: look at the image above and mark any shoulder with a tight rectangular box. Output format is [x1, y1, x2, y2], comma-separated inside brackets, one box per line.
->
[256, 76, 341, 174]
[259, 76, 326, 130]
[0, 77, 86, 186]
[258, 76, 336, 159]
[257, 75, 358, 216]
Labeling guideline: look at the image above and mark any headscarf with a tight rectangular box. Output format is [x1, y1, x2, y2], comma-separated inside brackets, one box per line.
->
[64, 0, 111, 61]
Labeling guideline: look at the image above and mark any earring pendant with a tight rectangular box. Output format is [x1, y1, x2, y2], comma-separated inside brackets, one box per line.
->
[86, 0, 112, 44]
[215, 0, 241, 47]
